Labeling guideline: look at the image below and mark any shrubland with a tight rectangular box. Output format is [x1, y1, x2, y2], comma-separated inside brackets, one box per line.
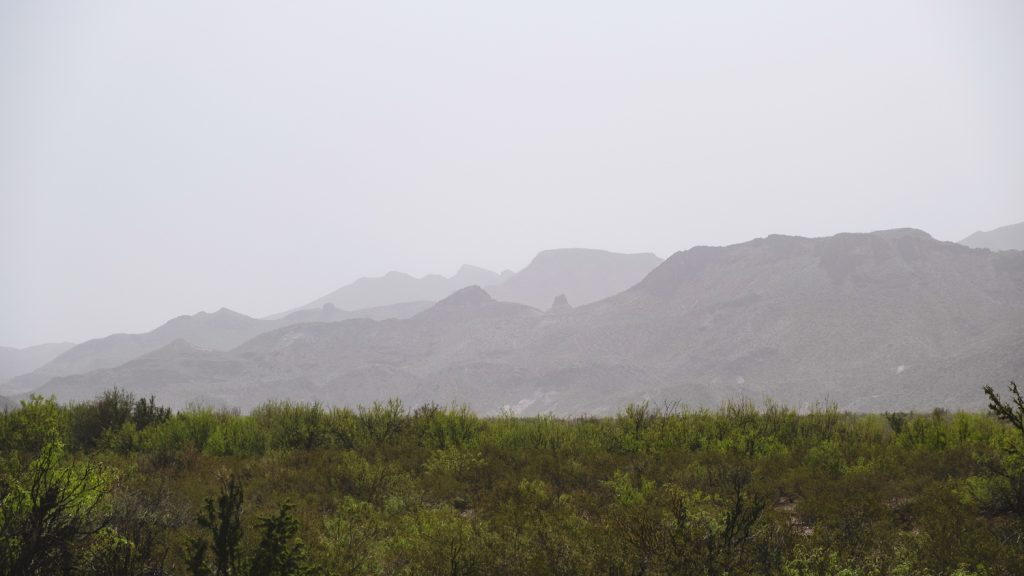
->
[1, 385, 1023, 575]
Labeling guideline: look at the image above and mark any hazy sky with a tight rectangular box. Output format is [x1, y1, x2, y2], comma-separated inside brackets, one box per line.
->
[2, 1, 1022, 348]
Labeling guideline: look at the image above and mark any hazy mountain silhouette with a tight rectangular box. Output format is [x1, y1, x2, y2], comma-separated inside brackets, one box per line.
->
[8, 246, 659, 395]
[488, 248, 663, 310]
[27, 229, 1024, 414]
[3, 308, 265, 394]
[282, 265, 507, 316]
[959, 221, 1024, 251]
[278, 249, 661, 317]
[272, 301, 432, 326]
[4, 302, 430, 395]
[0, 342, 75, 384]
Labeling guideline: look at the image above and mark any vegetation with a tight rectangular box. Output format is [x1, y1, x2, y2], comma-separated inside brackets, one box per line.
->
[1, 385, 1023, 575]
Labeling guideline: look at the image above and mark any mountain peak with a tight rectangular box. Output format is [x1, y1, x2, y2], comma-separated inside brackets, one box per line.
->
[456, 264, 489, 276]
[866, 228, 933, 241]
[529, 247, 659, 265]
[192, 307, 245, 319]
[548, 294, 572, 313]
[285, 265, 505, 315]
[436, 285, 494, 306]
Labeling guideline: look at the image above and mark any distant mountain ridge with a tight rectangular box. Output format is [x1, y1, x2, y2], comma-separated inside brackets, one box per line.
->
[2, 302, 430, 395]
[959, 221, 1024, 251]
[6, 248, 667, 396]
[0, 342, 75, 383]
[488, 248, 663, 310]
[279, 249, 664, 316]
[31, 229, 1024, 414]
[282, 265, 511, 316]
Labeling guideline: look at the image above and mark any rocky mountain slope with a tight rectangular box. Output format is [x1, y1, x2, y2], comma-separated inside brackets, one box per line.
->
[31, 229, 1024, 414]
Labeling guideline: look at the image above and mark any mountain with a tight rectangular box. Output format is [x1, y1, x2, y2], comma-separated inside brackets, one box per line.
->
[271, 301, 432, 326]
[31, 229, 1024, 414]
[3, 302, 430, 395]
[277, 249, 662, 319]
[488, 248, 663, 310]
[564, 228, 1024, 413]
[0, 342, 75, 383]
[960, 221, 1024, 251]
[283, 265, 508, 315]
[2, 308, 266, 394]
[10, 244, 659, 396]
[32, 287, 542, 409]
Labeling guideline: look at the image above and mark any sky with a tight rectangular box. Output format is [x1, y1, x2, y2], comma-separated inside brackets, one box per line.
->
[1, 0, 1023, 348]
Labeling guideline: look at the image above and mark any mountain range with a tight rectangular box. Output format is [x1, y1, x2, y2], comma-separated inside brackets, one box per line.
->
[0, 302, 431, 395]
[282, 248, 662, 315]
[3, 248, 664, 397]
[280, 264, 511, 316]
[25, 229, 1024, 414]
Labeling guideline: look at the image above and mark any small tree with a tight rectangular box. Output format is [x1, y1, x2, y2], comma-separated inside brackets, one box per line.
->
[982, 381, 1024, 519]
[984, 381, 1024, 438]
[250, 502, 309, 576]
[187, 476, 245, 576]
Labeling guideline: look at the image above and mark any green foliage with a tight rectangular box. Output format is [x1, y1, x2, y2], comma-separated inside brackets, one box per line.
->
[356, 399, 408, 446]
[188, 475, 245, 576]
[0, 395, 67, 453]
[68, 388, 172, 452]
[413, 404, 483, 450]
[252, 402, 329, 452]
[250, 502, 309, 576]
[78, 527, 142, 576]
[320, 496, 387, 576]
[0, 438, 114, 575]
[984, 381, 1024, 436]
[2, 389, 1024, 575]
[387, 503, 485, 576]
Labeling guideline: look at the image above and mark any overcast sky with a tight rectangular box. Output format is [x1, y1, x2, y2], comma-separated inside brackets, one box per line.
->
[1, 1, 1022, 348]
